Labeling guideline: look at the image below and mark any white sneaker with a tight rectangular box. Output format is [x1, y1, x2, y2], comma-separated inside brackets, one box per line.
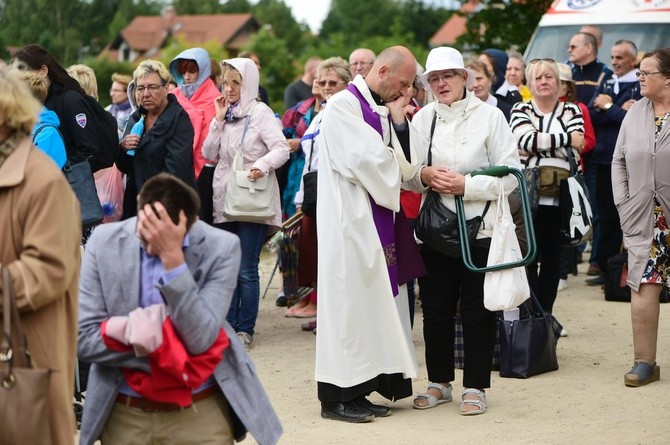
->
[560, 328, 568, 337]
[557, 279, 569, 292]
[237, 332, 254, 351]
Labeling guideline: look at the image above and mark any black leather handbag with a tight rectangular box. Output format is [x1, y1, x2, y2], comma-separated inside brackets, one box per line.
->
[415, 191, 488, 258]
[63, 160, 103, 228]
[414, 112, 489, 258]
[301, 134, 318, 218]
[498, 291, 561, 378]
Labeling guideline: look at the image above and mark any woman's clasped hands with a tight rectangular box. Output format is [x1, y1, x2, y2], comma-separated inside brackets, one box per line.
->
[421, 165, 465, 196]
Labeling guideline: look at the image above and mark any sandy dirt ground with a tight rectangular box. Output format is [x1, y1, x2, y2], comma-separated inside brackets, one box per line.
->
[244, 252, 670, 445]
[78, 252, 670, 445]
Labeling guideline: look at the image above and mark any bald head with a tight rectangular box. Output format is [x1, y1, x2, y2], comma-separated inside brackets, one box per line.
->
[303, 57, 322, 83]
[349, 48, 376, 77]
[580, 25, 603, 48]
[365, 46, 417, 103]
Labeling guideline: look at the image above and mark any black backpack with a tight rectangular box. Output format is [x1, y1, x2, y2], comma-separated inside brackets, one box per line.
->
[53, 92, 120, 172]
[80, 95, 120, 171]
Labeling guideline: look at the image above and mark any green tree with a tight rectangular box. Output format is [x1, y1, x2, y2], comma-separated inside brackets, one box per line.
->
[455, 0, 552, 53]
[243, 27, 295, 113]
[0, 0, 81, 63]
[397, 0, 454, 46]
[252, 0, 307, 56]
[219, 0, 253, 13]
[172, 0, 221, 14]
[320, 0, 400, 48]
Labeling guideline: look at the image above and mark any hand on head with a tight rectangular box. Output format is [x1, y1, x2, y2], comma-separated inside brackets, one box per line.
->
[137, 202, 187, 269]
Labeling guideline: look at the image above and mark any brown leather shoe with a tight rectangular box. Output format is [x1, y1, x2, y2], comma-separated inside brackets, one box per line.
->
[587, 264, 601, 276]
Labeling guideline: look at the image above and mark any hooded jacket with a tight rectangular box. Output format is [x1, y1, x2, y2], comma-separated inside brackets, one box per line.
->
[169, 48, 221, 177]
[32, 107, 67, 168]
[408, 90, 521, 237]
[483, 49, 522, 105]
[483, 48, 508, 93]
[202, 58, 290, 227]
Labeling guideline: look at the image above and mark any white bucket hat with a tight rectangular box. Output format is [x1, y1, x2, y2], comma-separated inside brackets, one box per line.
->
[420, 47, 475, 91]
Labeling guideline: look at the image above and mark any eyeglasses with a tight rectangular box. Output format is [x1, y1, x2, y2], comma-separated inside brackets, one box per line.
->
[567, 43, 584, 51]
[636, 70, 663, 78]
[136, 84, 165, 93]
[427, 71, 461, 84]
[316, 80, 346, 88]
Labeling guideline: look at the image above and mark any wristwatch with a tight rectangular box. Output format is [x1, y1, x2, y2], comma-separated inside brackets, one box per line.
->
[603, 102, 613, 111]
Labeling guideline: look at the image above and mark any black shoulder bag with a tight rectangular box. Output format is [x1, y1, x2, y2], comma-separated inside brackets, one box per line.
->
[34, 124, 103, 228]
[301, 136, 317, 218]
[415, 113, 490, 258]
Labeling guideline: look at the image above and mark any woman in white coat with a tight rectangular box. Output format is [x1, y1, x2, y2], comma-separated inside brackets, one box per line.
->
[613, 48, 670, 387]
[408, 47, 520, 415]
[202, 58, 290, 350]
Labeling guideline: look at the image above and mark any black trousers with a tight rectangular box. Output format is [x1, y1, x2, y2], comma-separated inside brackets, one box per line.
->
[595, 164, 623, 273]
[527, 205, 562, 313]
[417, 242, 495, 389]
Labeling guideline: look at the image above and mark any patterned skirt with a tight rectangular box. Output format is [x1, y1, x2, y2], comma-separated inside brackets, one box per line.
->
[640, 199, 670, 287]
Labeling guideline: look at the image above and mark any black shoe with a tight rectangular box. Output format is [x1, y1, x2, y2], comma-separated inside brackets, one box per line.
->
[321, 402, 375, 423]
[353, 396, 391, 417]
[585, 275, 605, 286]
[276, 295, 288, 307]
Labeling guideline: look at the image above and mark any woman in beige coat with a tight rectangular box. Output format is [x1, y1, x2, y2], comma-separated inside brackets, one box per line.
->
[612, 48, 670, 387]
[0, 70, 81, 444]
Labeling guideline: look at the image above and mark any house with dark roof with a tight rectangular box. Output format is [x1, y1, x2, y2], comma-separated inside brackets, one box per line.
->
[102, 8, 260, 62]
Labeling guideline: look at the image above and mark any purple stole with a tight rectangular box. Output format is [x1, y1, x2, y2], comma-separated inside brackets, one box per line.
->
[346, 83, 426, 297]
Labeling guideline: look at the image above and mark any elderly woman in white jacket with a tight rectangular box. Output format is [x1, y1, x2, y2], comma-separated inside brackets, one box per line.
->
[407, 47, 520, 415]
[202, 58, 290, 350]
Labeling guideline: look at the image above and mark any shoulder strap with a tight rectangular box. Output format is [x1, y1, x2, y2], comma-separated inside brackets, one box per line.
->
[427, 112, 437, 166]
[32, 123, 64, 144]
[542, 101, 560, 133]
[239, 115, 251, 147]
[238, 102, 258, 149]
[306, 116, 324, 172]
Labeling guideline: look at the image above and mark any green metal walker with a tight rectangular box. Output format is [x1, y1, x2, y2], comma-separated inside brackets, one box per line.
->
[454, 166, 537, 273]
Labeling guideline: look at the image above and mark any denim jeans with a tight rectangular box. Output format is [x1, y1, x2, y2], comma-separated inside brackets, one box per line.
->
[217, 221, 268, 336]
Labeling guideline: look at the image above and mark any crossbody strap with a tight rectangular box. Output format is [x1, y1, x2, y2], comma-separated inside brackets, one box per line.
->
[427, 112, 437, 166]
[565, 146, 578, 175]
[32, 123, 64, 144]
[426, 111, 490, 219]
[306, 117, 324, 173]
[239, 115, 251, 147]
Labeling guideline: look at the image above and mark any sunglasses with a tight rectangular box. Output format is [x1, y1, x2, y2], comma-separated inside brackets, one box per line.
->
[528, 58, 556, 65]
[316, 80, 346, 88]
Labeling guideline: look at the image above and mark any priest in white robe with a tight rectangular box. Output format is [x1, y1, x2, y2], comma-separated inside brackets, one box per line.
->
[315, 46, 426, 423]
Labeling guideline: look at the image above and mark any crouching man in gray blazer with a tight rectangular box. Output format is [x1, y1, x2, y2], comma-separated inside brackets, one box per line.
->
[78, 173, 282, 445]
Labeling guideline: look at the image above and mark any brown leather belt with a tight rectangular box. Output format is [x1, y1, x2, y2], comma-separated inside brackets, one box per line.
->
[116, 386, 221, 412]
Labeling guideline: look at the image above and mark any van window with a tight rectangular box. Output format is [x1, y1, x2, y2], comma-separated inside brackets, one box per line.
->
[525, 24, 670, 63]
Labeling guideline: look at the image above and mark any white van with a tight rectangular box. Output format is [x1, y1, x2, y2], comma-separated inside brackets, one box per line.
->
[524, 0, 670, 62]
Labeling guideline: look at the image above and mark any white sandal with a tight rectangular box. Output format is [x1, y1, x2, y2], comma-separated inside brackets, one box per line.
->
[412, 382, 453, 410]
[460, 388, 487, 416]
